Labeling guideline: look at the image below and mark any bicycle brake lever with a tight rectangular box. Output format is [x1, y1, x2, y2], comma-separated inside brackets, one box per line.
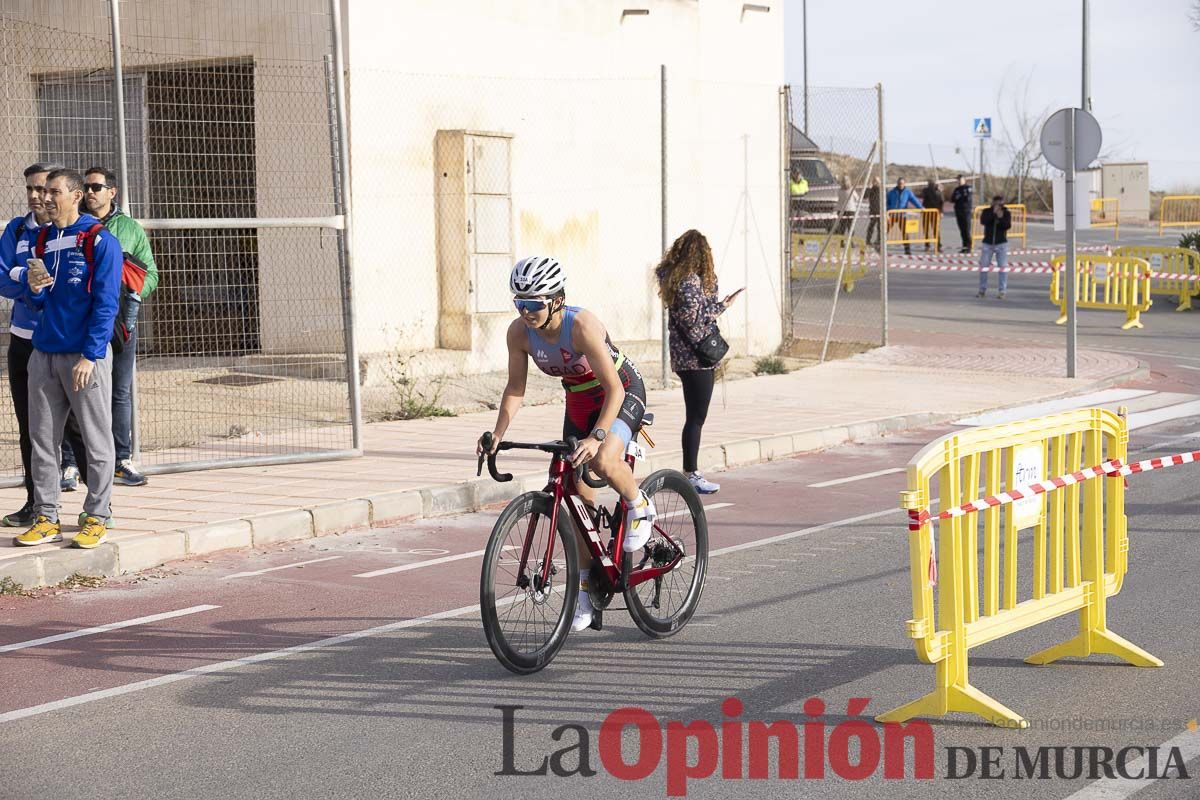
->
[478, 431, 493, 477]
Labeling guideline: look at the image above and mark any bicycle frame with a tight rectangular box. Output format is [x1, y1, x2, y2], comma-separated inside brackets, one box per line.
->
[521, 449, 685, 595]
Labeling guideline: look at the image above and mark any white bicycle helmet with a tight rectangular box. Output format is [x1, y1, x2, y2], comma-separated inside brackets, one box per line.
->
[509, 255, 566, 298]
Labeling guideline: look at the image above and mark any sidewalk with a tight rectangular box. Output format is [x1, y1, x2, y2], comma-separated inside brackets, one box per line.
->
[0, 344, 1143, 588]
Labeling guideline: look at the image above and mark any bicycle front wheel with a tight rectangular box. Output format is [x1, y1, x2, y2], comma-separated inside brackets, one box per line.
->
[480, 492, 579, 674]
[623, 469, 708, 638]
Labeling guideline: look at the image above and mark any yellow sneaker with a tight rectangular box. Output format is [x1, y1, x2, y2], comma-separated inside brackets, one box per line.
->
[14, 516, 62, 546]
[74, 517, 109, 549]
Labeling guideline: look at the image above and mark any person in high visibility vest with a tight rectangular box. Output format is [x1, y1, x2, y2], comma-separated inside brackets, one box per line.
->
[790, 169, 809, 198]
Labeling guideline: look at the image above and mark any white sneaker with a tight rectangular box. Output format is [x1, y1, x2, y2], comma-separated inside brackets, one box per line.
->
[571, 582, 594, 632]
[61, 465, 80, 492]
[688, 471, 720, 494]
[623, 490, 656, 552]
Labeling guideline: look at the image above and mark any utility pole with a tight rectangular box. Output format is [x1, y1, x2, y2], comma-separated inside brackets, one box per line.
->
[1082, 0, 1092, 112]
[802, 0, 809, 133]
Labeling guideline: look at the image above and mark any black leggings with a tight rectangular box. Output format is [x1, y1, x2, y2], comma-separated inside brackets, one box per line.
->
[678, 369, 715, 474]
[7, 334, 34, 504]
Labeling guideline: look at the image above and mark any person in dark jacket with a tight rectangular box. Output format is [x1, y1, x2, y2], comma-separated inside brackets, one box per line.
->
[920, 179, 944, 252]
[977, 195, 1012, 299]
[950, 175, 973, 253]
[655, 230, 741, 494]
[864, 177, 881, 248]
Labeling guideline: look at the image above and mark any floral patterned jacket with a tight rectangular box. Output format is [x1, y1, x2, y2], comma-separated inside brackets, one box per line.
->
[663, 271, 725, 373]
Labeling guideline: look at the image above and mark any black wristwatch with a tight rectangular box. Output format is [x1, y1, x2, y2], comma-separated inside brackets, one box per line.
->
[590, 428, 607, 443]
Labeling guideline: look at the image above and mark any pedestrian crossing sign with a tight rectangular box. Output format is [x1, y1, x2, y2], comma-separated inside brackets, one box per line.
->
[973, 117, 992, 138]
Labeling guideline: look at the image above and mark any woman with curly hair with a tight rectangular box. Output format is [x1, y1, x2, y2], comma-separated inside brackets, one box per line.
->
[655, 230, 741, 494]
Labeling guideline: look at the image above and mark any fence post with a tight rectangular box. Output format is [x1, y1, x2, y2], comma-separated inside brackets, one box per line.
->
[329, 0, 363, 451]
[877, 83, 888, 347]
[659, 64, 669, 388]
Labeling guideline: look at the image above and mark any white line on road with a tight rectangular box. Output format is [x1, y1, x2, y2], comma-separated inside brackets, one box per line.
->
[0, 605, 220, 654]
[1178, 364, 1200, 371]
[353, 502, 734, 578]
[0, 503, 898, 724]
[808, 468, 904, 488]
[1060, 727, 1200, 800]
[1128, 400, 1200, 431]
[222, 557, 342, 580]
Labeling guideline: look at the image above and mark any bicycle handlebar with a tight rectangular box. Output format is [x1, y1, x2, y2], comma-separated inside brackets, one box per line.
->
[477, 431, 610, 488]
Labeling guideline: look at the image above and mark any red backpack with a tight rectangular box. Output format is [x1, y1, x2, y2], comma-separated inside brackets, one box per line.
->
[34, 223, 149, 351]
[34, 222, 148, 295]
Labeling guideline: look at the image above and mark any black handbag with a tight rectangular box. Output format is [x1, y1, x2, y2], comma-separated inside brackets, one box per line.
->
[672, 314, 729, 368]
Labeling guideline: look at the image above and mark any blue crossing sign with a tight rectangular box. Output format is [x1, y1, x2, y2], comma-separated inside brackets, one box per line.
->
[973, 117, 992, 139]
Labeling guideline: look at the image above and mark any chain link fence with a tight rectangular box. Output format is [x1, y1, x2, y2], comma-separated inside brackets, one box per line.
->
[0, 0, 355, 485]
[785, 85, 886, 361]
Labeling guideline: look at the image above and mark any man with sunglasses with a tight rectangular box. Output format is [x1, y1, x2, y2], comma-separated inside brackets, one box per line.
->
[0, 162, 61, 527]
[59, 166, 158, 490]
[476, 255, 656, 633]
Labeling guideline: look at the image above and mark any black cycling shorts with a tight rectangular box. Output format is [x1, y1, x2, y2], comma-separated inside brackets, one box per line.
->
[562, 358, 646, 447]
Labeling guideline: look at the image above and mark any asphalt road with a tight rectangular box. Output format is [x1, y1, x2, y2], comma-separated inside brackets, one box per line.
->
[0, 405, 1197, 799]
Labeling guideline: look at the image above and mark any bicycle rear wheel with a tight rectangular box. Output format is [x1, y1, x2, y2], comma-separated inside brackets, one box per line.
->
[623, 469, 708, 638]
[480, 492, 579, 674]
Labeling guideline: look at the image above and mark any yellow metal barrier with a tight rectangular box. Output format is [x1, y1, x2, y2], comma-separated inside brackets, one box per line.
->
[1157, 195, 1200, 236]
[789, 233, 872, 292]
[1049, 254, 1152, 330]
[1113, 245, 1200, 312]
[971, 204, 1028, 248]
[1090, 197, 1120, 240]
[886, 208, 940, 248]
[877, 408, 1161, 729]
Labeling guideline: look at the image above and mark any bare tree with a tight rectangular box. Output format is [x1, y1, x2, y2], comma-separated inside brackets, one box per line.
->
[1192, 0, 1200, 30]
[993, 68, 1051, 205]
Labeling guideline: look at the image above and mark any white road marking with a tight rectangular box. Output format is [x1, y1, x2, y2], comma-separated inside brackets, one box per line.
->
[353, 502, 733, 578]
[1128, 400, 1200, 431]
[955, 389, 1157, 427]
[0, 504, 901, 723]
[1178, 364, 1200, 371]
[222, 557, 341, 580]
[808, 468, 903, 488]
[0, 605, 220, 654]
[1060, 727, 1200, 800]
[1133, 429, 1200, 454]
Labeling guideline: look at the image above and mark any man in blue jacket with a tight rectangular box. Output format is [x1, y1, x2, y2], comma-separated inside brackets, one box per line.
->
[0, 162, 61, 527]
[886, 177, 923, 254]
[12, 168, 122, 549]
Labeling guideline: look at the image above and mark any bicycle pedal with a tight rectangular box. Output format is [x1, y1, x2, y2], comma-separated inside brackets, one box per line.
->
[589, 609, 604, 632]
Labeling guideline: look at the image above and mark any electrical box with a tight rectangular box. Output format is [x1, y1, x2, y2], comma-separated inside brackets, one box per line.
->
[1101, 162, 1150, 222]
[435, 130, 514, 351]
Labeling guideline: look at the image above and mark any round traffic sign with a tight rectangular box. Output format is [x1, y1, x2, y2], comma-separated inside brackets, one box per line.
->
[1040, 108, 1102, 171]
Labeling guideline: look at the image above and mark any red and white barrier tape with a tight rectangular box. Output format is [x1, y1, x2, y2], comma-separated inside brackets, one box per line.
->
[909, 450, 1200, 531]
[885, 257, 1200, 282]
[908, 449, 1200, 585]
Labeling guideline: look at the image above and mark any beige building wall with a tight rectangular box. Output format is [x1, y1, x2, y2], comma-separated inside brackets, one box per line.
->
[342, 0, 786, 368]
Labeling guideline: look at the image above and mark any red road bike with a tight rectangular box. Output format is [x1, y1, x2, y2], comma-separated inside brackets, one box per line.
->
[477, 414, 708, 674]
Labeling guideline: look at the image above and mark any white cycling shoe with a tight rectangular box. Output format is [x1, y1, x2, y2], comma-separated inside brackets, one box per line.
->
[571, 582, 594, 632]
[623, 490, 657, 552]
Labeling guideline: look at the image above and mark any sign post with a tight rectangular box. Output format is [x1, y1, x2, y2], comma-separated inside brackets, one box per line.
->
[974, 117, 991, 199]
[1041, 107, 1102, 379]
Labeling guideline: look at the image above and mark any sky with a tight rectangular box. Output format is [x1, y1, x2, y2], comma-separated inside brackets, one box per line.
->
[783, 0, 1200, 190]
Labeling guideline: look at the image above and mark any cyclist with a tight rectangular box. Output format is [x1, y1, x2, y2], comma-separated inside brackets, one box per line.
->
[478, 255, 656, 632]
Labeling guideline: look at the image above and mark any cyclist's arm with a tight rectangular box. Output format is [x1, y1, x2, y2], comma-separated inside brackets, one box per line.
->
[490, 320, 529, 441]
[573, 310, 625, 436]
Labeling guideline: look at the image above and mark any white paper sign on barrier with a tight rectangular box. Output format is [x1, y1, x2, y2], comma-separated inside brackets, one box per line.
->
[1012, 445, 1045, 530]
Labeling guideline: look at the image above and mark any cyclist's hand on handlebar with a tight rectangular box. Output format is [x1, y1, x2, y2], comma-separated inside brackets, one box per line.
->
[570, 436, 601, 466]
[477, 431, 501, 457]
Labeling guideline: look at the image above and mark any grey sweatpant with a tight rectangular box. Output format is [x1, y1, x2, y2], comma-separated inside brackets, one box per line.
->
[28, 349, 114, 522]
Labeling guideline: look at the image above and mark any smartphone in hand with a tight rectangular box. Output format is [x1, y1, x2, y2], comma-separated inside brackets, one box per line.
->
[25, 258, 50, 288]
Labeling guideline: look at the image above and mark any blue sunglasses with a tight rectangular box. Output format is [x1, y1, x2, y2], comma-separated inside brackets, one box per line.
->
[514, 297, 549, 313]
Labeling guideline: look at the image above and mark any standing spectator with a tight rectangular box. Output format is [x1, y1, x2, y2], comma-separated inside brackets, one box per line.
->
[655, 230, 741, 495]
[977, 195, 1012, 299]
[950, 174, 974, 253]
[920, 179, 944, 252]
[60, 166, 158, 489]
[864, 177, 881, 249]
[12, 168, 121, 549]
[836, 175, 860, 235]
[886, 177, 923, 255]
[0, 162, 60, 527]
[789, 167, 809, 228]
